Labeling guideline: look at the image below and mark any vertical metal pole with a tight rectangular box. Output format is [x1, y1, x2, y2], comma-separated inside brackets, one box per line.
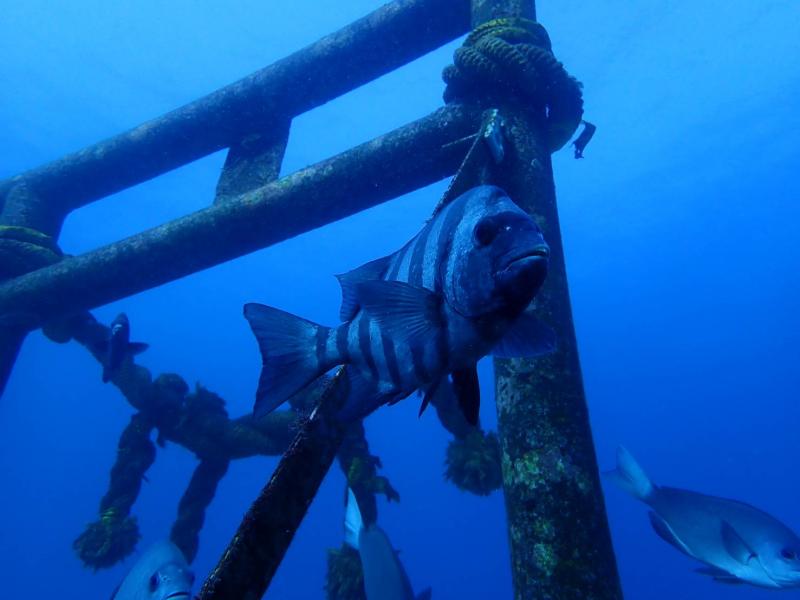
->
[0, 183, 62, 396]
[471, 1, 625, 598]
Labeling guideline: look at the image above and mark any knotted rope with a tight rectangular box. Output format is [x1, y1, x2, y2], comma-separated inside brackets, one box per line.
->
[443, 18, 584, 152]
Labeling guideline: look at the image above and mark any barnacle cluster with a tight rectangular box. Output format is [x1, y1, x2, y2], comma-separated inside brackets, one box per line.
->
[445, 429, 503, 495]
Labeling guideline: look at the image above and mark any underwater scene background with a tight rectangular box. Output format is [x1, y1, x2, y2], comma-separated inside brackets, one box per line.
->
[1, 1, 799, 598]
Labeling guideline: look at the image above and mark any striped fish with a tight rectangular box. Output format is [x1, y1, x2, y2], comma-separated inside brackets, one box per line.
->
[244, 185, 555, 423]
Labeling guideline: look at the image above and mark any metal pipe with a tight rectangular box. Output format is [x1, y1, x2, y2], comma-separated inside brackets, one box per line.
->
[470, 0, 625, 598]
[0, 105, 481, 330]
[198, 371, 351, 600]
[0, 0, 470, 395]
[0, 0, 471, 232]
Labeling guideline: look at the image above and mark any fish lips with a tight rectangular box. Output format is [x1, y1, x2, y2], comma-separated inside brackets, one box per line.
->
[496, 245, 550, 291]
[164, 592, 191, 599]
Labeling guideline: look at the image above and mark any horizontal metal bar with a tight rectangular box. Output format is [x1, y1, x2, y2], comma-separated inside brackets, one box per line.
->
[0, 0, 470, 230]
[0, 105, 481, 329]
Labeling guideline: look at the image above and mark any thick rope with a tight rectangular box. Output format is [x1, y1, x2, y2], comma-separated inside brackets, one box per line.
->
[171, 458, 230, 563]
[73, 413, 156, 569]
[0, 225, 61, 281]
[443, 18, 584, 152]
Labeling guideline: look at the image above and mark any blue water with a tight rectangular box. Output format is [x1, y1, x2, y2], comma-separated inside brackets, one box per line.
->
[1, 1, 799, 598]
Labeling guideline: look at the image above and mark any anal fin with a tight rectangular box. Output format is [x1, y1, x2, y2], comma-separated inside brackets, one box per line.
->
[336, 368, 391, 422]
[695, 566, 744, 584]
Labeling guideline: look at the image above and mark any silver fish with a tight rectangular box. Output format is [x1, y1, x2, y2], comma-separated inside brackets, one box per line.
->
[111, 540, 194, 600]
[608, 446, 800, 588]
[244, 185, 555, 423]
[345, 489, 431, 600]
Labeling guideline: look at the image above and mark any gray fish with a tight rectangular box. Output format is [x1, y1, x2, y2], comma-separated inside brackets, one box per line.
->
[244, 185, 555, 423]
[345, 489, 431, 600]
[111, 540, 194, 600]
[608, 446, 800, 588]
[98, 313, 149, 383]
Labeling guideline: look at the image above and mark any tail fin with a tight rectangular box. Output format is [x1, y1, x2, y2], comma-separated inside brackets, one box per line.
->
[243, 303, 337, 417]
[344, 488, 363, 549]
[605, 446, 656, 502]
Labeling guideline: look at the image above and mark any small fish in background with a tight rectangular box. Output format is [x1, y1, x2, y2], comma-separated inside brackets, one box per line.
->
[345, 488, 431, 600]
[607, 446, 800, 589]
[244, 185, 555, 424]
[97, 313, 149, 383]
[111, 540, 194, 600]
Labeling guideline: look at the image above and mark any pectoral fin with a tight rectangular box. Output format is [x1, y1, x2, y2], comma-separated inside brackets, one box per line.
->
[648, 511, 693, 557]
[720, 520, 757, 565]
[355, 280, 443, 346]
[452, 367, 480, 426]
[335, 254, 394, 321]
[492, 311, 556, 359]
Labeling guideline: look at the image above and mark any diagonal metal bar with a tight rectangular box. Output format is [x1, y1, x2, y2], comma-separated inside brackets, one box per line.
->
[0, 0, 471, 236]
[198, 370, 352, 600]
[0, 105, 481, 331]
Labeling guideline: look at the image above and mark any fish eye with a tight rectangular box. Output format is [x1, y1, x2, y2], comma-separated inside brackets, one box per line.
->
[149, 573, 159, 592]
[781, 549, 797, 560]
[474, 217, 499, 246]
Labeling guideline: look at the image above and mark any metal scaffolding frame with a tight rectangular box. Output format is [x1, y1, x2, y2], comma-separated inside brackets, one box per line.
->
[0, 0, 624, 598]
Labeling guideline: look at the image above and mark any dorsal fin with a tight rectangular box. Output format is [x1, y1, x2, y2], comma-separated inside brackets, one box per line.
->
[335, 254, 394, 321]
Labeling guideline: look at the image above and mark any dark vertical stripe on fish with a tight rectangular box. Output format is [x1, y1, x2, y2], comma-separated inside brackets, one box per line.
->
[381, 332, 401, 387]
[336, 322, 350, 362]
[385, 243, 408, 281]
[408, 222, 432, 287]
[422, 202, 449, 289]
[434, 196, 470, 293]
[359, 314, 379, 380]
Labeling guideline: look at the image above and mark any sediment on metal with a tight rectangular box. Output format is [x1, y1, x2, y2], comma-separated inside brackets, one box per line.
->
[0, 0, 471, 235]
[0, 105, 481, 330]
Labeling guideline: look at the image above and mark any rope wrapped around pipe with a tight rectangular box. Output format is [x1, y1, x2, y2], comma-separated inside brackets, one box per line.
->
[0, 225, 62, 281]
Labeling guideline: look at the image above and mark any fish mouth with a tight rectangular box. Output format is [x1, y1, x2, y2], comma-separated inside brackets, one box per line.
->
[500, 245, 550, 271]
[165, 593, 191, 599]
